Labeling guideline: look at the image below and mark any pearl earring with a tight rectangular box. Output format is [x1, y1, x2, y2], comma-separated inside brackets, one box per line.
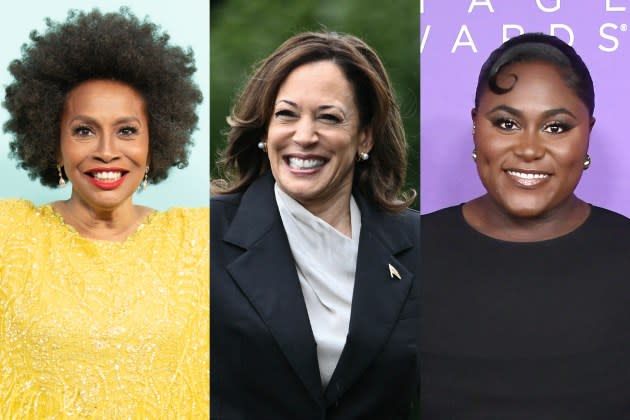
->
[57, 165, 66, 188]
[143, 166, 149, 191]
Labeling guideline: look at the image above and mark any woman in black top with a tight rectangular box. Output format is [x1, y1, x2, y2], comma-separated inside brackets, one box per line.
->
[420, 33, 630, 419]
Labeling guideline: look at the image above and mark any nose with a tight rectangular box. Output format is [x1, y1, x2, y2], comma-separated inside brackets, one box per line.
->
[513, 129, 545, 161]
[93, 133, 120, 162]
[292, 116, 318, 147]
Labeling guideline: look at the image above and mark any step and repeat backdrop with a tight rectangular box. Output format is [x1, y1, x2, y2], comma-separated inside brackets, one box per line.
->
[421, 0, 630, 215]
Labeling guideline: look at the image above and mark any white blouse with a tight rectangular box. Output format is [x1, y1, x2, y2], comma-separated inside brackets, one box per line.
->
[274, 184, 361, 387]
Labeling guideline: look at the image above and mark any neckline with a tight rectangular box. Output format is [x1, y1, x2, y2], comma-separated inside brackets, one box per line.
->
[274, 183, 361, 241]
[41, 203, 160, 244]
[456, 202, 593, 245]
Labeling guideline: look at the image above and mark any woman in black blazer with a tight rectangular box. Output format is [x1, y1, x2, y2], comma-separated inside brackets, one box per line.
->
[211, 32, 419, 419]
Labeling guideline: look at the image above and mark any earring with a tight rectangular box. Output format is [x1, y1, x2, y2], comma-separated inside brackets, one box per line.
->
[472, 123, 476, 135]
[472, 149, 478, 161]
[143, 166, 149, 191]
[57, 164, 66, 188]
[357, 151, 369, 162]
[257, 141, 268, 153]
[583, 154, 591, 170]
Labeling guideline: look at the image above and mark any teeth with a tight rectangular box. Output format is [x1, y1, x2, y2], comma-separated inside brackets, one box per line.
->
[288, 157, 325, 169]
[507, 170, 549, 180]
[93, 171, 122, 181]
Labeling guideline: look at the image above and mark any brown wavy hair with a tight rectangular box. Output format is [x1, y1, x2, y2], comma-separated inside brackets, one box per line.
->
[213, 31, 414, 212]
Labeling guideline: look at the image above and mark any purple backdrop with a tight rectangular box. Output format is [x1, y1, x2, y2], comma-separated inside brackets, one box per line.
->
[420, 0, 630, 215]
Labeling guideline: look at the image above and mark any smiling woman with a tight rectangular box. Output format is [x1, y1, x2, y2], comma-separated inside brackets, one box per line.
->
[211, 31, 419, 419]
[0, 8, 208, 419]
[420, 33, 630, 418]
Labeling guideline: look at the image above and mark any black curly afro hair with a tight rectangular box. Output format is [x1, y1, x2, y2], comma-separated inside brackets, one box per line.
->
[3, 7, 203, 188]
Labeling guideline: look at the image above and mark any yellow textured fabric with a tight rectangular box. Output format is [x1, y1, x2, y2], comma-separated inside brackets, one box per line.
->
[0, 199, 209, 419]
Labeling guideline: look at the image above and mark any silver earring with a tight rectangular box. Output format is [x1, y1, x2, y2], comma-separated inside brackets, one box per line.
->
[472, 149, 478, 161]
[57, 164, 66, 188]
[583, 154, 591, 170]
[472, 123, 476, 135]
[143, 166, 149, 191]
[357, 152, 369, 162]
[257, 141, 268, 153]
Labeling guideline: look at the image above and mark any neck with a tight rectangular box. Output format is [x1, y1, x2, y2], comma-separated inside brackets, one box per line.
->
[463, 194, 590, 242]
[299, 186, 353, 238]
[53, 195, 150, 241]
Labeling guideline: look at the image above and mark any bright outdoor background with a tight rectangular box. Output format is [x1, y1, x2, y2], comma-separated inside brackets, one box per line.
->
[210, 0, 419, 209]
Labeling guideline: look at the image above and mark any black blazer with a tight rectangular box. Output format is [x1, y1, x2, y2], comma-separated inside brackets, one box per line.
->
[211, 173, 419, 420]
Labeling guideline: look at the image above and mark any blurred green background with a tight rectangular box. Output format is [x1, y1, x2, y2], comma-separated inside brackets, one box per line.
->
[210, 0, 419, 210]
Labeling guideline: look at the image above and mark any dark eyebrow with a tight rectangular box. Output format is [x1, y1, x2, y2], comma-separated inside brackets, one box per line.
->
[318, 104, 346, 116]
[276, 99, 297, 107]
[485, 105, 577, 120]
[541, 108, 577, 120]
[275, 100, 346, 116]
[485, 105, 522, 117]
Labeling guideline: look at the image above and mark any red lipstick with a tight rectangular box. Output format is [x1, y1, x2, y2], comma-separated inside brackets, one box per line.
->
[84, 167, 128, 190]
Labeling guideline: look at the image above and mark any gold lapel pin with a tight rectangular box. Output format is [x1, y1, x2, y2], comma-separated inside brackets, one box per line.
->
[388, 264, 401, 280]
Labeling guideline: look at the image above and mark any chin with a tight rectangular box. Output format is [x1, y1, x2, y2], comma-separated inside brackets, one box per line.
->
[503, 202, 549, 219]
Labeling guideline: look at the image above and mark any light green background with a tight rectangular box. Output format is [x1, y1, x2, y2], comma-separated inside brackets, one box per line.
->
[0, 0, 209, 209]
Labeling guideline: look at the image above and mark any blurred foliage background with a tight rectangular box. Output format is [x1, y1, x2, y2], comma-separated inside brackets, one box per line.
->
[210, 0, 419, 209]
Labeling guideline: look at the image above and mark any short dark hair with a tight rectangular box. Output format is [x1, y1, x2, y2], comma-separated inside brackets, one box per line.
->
[3, 8, 203, 188]
[213, 31, 414, 212]
[474, 33, 595, 116]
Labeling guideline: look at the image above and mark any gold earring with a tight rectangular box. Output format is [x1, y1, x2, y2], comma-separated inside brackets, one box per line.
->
[143, 166, 149, 191]
[472, 149, 478, 161]
[583, 154, 591, 170]
[57, 164, 66, 188]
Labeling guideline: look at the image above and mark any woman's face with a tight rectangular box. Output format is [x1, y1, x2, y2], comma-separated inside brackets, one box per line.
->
[59, 79, 149, 212]
[266, 60, 372, 210]
[472, 61, 594, 218]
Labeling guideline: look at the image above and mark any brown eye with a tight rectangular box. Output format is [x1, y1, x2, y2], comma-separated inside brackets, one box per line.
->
[119, 126, 138, 136]
[492, 118, 520, 131]
[320, 114, 341, 123]
[543, 121, 572, 134]
[274, 110, 297, 119]
[73, 126, 93, 137]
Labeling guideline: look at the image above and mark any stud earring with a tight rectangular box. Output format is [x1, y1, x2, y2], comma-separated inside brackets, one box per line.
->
[57, 164, 66, 188]
[143, 166, 149, 191]
[357, 151, 369, 162]
[472, 123, 476, 135]
[472, 149, 478, 161]
[583, 154, 591, 170]
[257, 141, 268, 153]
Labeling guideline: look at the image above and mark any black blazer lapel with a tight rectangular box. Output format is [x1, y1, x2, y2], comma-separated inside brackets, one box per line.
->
[324, 193, 415, 403]
[223, 173, 324, 405]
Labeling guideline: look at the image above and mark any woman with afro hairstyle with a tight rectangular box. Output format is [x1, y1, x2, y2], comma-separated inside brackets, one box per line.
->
[0, 8, 208, 418]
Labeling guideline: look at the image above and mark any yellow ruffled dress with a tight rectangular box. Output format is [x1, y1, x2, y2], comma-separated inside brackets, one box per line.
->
[0, 200, 209, 419]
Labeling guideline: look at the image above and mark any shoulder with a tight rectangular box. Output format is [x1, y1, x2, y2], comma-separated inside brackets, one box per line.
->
[210, 191, 244, 229]
[156, 206, 209, 243]
[587, 205, 630, 230]
[0, 199, 37, 215]
[0, 199, 41, 253]
[421, 204, 462, 222]
[210, 191, 243, 213]
[420, 204, 462, 231]
[0, 199, 39, 232]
